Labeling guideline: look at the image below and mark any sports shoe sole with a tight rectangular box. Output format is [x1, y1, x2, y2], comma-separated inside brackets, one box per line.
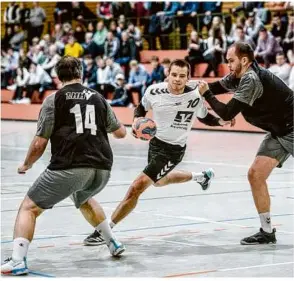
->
[240, 240, 277, 245]
[2, 268, 29, 276]
[83, 240, 106, 246]
[112, 246, 126, 257]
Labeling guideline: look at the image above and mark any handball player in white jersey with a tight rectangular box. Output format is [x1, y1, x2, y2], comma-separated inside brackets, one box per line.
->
[84, 59, 234, 245]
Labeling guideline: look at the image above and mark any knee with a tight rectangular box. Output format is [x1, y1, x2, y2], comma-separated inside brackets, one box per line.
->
[126, 177, 150, 200]
[247, 166, 263, 183]
[20, 196, 43, 217]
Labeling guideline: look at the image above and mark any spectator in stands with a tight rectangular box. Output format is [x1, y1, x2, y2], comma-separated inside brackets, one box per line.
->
[108, 73, 130, 107]
[282, 13, 294, 63]
[127, 22, 143, 53]
[157, 2, 180, 50]
[271, 13, 288, 44]
[19, 3, 30, 31]
[2, 48, 19, 88]
[3, 2, 20, 31]
[64, 36, 83, 58]
[104, 31, 120, 59]
[92, 20, 108, 57]
[22, 63, 52, 103]
[202, 27, 227, 77]
[28, 44, 45, 65]
[96, 2, 113, 25]
[268, 52, 292, 85]
[255, 27, 283, 68]
[111, 3, 134, 20]
[86, 21, 95, 35]
[28, 2, 46, 45]
[116, 31, 136, 75]
[96, 58, 113, 98]
[199, 2, 222, 32]
[161, 58, 171, 78]
[74, 25, 86, 45]
[109, 20, 119, 38]
[81, 32, 94, 57]
[208, 16, 226, 38]
[9, 67, 30, 104]
[116, 16, 127, 39]
[82, 54, 97, 89]
[39, 34, 51, 54]
[51, 23, 64, 42]
[9, 25, 25, 51]
[1, 26, 14, 51]
[72, 2, 96, 26]
[233, 25, 256, 49]
[54, 2, 72, 24]
[147, 56, 165, 86]
[228, 16, 246, 44]
[177, 2, 199, 49]
[105, 57, 124, 88]
[244, 11, 264, 43]
[18, 48, 31, 69]
[185, 31, 206, 77]
[41, 44, 61, 78]
[126, 60, 149, 99]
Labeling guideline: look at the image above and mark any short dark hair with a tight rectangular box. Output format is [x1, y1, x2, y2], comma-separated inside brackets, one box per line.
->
[55, 56, 83, 82]
[151, 56, 159, 62]
[230, 42, 255, 62]
[162, 58, 171, 65]
[276, 52, 285, 57]
[168, 59, 190, 77]
[236, 25, 244, 31]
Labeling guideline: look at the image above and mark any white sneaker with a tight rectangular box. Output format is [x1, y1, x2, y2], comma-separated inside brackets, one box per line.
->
[1, 257, 29, 276]
[107, 238, 126, 257]
[17, 98, 31, 104]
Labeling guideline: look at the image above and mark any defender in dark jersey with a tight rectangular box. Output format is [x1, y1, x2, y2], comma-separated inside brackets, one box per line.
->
[198, 42, 293, 245]
[1, 57, 127, 276]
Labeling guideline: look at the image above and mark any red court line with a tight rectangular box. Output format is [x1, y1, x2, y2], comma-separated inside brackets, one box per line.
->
[37, 245, 55, 248]
[164, 269, 217, 278]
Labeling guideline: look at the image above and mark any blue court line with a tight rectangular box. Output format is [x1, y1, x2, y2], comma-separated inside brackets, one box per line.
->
[1, 213, 293, 244]
[2, 186, 293, 213]
[29, 271, 55, 278]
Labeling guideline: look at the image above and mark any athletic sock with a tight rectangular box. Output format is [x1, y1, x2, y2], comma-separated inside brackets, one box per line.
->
[191, 171, 204, 182]
[12, 237, 30, 261]
[95, 219, 115, 245]
[259, 212, 272, 233]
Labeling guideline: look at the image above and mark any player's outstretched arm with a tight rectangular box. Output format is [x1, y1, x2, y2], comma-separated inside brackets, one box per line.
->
[18, 136, 48, 174]
[208, 80, 230, 95]
[198, 112, 235, 127]
[112, 124, 127, 139]
[198, 81, 248, 121]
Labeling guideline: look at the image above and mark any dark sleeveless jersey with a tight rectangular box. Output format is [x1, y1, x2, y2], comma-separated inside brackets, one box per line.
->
[35, 83, 121, 170]
[219, 62, 293, 137]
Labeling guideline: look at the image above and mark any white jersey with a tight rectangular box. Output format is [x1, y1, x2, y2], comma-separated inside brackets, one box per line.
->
[142, 82, 208, 147]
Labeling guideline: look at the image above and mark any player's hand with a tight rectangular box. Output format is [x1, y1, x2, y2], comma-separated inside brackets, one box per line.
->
[219, 118, 236, 127]
[131, 118, 139, 139]
[198, 80, 209, 95]
[18, 164, 32, 174]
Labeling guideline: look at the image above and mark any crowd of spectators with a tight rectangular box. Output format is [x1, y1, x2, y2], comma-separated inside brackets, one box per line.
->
[1, 1, 294, 107]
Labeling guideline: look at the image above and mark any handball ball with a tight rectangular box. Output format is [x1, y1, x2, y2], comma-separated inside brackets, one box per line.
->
[133, 117, 157, 141]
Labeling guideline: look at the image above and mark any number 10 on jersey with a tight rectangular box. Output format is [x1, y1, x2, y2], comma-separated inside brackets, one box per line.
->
[70, 104, 97, 135]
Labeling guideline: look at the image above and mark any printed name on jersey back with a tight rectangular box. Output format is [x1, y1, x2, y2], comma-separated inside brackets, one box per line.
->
[66, 89, 96, 100]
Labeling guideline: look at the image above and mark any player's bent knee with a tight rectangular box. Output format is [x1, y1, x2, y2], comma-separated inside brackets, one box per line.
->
[20, 195, 44, 216]
[127, 174, 152, 199]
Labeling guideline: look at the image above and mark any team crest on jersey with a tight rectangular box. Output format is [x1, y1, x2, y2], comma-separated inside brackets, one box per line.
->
[150, 88, 169, 95]
[66, 89, 95, 100]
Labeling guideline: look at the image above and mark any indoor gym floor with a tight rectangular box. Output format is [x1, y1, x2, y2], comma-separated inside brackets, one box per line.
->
[1, 120, 293, 278]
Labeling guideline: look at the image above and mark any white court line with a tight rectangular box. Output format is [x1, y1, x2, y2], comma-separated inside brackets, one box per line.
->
[1, 147, 293, 171]
[219, 261, 294, 272]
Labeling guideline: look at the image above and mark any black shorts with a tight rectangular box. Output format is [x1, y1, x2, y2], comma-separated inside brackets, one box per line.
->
[143, 137, 186, 183]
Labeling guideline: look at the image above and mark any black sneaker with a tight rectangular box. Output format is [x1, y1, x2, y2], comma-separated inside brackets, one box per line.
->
[83, 230, 106, 246]
[240, 228, 277, 245]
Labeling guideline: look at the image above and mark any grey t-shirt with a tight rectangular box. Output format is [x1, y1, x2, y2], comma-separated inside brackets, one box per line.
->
[36, 93, 121, 139]
[219, 68, 263, 106]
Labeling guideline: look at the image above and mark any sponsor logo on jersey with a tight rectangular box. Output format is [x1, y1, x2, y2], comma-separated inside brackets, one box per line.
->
[66, 89, 95, 100]
[174, 111, 194, 123]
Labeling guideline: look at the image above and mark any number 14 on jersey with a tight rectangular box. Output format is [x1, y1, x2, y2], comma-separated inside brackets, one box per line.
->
[70, 104, 97, 135]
